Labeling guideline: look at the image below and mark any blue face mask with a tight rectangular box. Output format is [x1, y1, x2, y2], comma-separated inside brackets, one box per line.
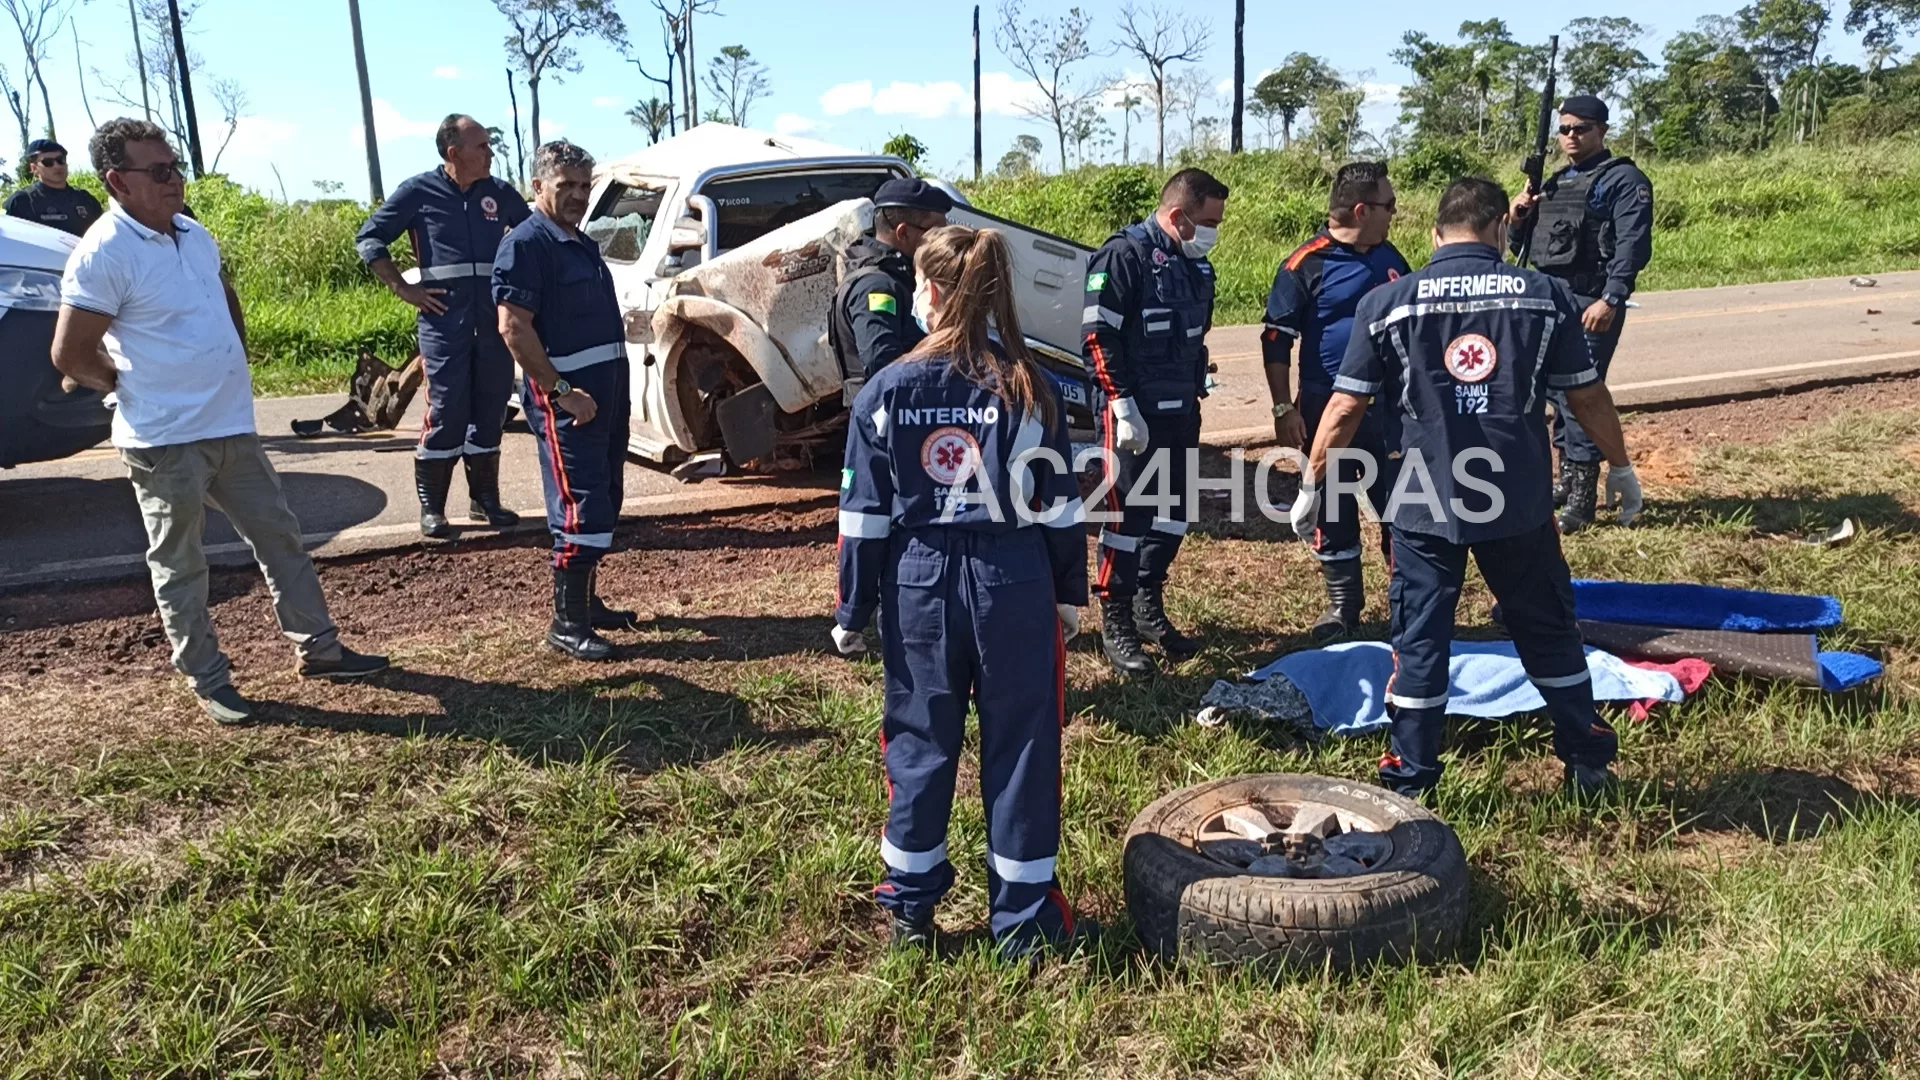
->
[912, 286, 932, 333]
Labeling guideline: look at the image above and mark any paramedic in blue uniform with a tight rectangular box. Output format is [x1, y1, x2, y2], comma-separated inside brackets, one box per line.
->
[1508, 94, 1654, 533]
[1263, 162, 1411, 644]
[832, 224, 1093, 958]
[1082, 168, 1228, 677]
[357, 113, 530, 539]
[494, 141, 639, 662]
[827, 178, 951, 398]
[1299, 176, 1644, 798]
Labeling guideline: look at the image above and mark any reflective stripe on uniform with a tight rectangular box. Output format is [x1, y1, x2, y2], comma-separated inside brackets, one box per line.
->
[1151, 518, 1188, 535]
[549, 342, 628, 372]
[559, 531, 613, 548]
[462, 442, 501, 456]
[418, 261, 495, 282]
[1530, 669, 1592, 688]
[871, 406, 888, 436]
[1312, 546, 1361, 563]
[355, 238, 388, 262]
[839, 510, 891, 539]
[988, 851, 1057, 884]
[1387, 690, 1451, 710]
[881, 836, 949, 874]
[1546, 367, 1601, 389]
[1083, 305, 1124, 329]
[1099, 529, 1138, 552]
[1263, 321, 1300, 339]
[1369, 296, 1560, 336]
[1333, 376, 1379, 396]
[416, 445, 464, 460]
[1043, 496, 1087, 528]
[1143, 306, 1172, 333]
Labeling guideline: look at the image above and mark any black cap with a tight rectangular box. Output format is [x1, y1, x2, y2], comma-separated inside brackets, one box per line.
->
[873, 178, 954, 215]
[25, 138, 64, 157]
[1559, 95, 1609, 123]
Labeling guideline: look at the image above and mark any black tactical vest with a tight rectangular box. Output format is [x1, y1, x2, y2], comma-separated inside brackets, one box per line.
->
[1530, 156, 1633, 299]
[828, 237, 912, 404]
[1111, 222, 1215, 415]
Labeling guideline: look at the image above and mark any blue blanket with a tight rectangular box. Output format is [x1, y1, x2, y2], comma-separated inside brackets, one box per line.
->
[1250, 641, 1685, 738]
[1569, 580, 1878, 690]
[1571, 580, 1843, 632]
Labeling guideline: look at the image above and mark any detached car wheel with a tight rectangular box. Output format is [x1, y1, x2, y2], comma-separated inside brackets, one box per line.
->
[1124, 773, 1468, 971]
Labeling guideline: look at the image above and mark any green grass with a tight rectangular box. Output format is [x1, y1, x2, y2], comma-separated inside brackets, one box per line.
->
[16, 139, 1916, 396]
[966, 139, 1920, 325]
[5, 401, 1920, 1074]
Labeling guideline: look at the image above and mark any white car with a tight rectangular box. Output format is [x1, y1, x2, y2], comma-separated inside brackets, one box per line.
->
[582, 124, 1096, 468]
[0, 215, 106, 468]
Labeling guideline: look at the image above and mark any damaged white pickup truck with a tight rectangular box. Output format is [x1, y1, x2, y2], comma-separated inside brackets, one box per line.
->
[581, 124, 1098, 473]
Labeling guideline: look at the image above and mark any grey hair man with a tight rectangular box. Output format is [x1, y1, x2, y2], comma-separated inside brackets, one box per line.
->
[492, 140, 640, 661]
[52, 118, 387, 724]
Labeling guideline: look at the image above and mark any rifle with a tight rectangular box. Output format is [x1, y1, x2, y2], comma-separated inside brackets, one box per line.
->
[1514, 34, 1559, 267]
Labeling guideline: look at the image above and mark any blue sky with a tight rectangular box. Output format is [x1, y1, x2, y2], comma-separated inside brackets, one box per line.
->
[23, 0, 1902, 202]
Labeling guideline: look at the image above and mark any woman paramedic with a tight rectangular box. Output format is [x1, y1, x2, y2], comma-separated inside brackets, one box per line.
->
[829, 224, 1094, 959]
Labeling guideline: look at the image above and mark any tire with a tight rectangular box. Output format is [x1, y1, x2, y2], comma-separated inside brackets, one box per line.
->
[1124, 773, 1468, 971]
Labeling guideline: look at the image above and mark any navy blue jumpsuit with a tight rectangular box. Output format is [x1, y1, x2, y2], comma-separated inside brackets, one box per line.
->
[1264, 231, 1410, 564]
[357, 167, 530, 461]
[836, 352, 1089, 947]
[1081, 219, 1215, 601]
[1336, 242, 1620, 794]
[491, 210, 631, 569]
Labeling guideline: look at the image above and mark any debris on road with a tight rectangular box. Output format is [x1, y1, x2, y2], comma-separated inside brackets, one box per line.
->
[1851, 276, 1879, 288]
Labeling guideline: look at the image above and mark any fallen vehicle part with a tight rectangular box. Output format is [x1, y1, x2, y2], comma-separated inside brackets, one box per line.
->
[1125, 773, 1468, 970]
[291, 350, 425, 437]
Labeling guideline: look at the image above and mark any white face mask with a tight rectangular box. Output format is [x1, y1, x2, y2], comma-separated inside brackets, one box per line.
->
[1181, 223, 1219, 259]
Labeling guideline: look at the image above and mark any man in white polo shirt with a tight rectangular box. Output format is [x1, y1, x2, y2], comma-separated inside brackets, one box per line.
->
[51, 118, 387, 724]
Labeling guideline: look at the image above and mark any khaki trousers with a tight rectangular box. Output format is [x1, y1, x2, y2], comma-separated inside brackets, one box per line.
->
[120, 433, 340, 695]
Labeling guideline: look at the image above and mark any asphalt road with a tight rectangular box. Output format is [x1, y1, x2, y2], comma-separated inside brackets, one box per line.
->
[5, 269, 1918, 588]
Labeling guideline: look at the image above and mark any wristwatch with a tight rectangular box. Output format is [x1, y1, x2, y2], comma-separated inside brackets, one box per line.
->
[551, 378, 573, 396]
[1271, 402, 1295, 419]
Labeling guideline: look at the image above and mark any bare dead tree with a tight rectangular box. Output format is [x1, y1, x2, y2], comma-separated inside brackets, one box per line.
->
[208, 75, 245, 173]
[995, 0, 1102, 173]
[493, 0, 628, 147]
[1113, 1, 1209, 168]
[0, 0, 78, 143]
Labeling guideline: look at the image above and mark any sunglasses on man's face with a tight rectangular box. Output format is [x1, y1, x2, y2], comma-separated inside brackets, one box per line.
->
[1361, 198, 1397, 213]
[118, 161, 185, 184]
[1559, 123, 1598, 137]
[36, 155, 65, 167]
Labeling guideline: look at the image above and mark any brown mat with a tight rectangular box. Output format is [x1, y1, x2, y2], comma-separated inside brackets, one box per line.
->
[1577, 620, 1824, 685]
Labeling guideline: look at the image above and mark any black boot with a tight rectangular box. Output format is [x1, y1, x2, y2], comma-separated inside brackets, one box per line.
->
[547, 565, 614, 661]
[1310, 558, 1365, 644]
[415, 457, 457, 539]
[1556, 460, 1602, 534]
[1551, 455, 1568, 508]
[1134, 585, 1199, 660]
[1101, 600, 1155, 677]
[588, 566, 642, 631]
[463, 453, 520, 527]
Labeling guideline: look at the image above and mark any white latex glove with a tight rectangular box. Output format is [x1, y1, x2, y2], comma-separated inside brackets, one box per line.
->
[1606, 462, 1643, 526]
[1057, 604, 1081, 640]
[830, 624, 867, 656]
[1289, 486, 1320, 544]
[1108, 396, 1149, 454]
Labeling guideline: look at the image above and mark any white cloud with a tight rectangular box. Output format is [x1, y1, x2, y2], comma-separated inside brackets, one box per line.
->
[774, 113, 821, 136]
[350, 98, 437, 148]
[213, 114, 299, 171]
[433, 66, 461, 80]
[593, 96, 621, 108]
[820, 73, 1042, 121]
[1362, 82, 1402, 105]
